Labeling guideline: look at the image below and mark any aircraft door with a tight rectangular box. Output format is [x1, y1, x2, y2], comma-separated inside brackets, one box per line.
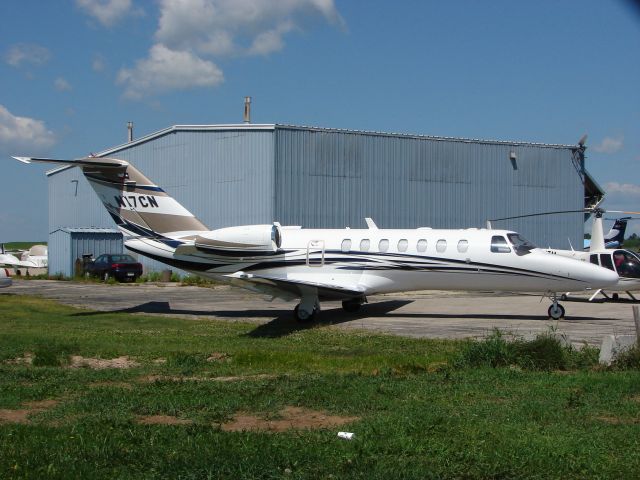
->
[306, 240, 325, 267]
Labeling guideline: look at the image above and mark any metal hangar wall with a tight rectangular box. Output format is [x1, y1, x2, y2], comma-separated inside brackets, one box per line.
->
[47, 124, 596, 275]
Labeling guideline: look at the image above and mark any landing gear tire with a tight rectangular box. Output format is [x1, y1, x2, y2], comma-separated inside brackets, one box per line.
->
[342, 300, 361, 313]
[294, 304, 316, 322]
[612, 293, 619, 301]
[548, 303, 565, 320]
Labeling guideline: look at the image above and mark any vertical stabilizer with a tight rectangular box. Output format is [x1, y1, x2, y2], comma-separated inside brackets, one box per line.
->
[12, 156, 208, 240]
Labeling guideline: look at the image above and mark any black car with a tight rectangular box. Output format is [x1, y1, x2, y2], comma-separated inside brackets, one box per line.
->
[86, 254, 143, 282]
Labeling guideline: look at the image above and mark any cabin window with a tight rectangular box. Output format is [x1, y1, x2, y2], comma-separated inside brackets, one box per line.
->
[379, 239, 389, 252]
[491, 236, 511, 253]
[417, 239, 427, 252]
[436, 239, 447, 253]
[457, 240, 469, 253]
[398, 239, 408, 252]
[600, 254, 614, 271]
[360, 239, 370, 251]
[341, 239, 352, 253]
[590, 254, 599, 265]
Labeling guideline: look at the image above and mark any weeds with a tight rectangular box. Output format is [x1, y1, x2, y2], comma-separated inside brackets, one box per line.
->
[612, 343, 640, 369]
[455, 328, 600, 371]
[32, 342, 79, 367]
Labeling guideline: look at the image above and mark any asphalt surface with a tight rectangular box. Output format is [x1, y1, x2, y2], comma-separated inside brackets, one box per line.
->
[3, 280, 639, 345]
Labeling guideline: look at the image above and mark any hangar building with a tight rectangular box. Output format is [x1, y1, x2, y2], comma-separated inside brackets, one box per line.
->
[47, 124, 603, 276]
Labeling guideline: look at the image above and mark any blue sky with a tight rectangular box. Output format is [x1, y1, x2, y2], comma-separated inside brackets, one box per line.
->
[1, 0, 639, 242]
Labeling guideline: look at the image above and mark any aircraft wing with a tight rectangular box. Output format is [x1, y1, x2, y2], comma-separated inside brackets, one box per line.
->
[227, 273, 366, 301]
[0, 253, 37, 268]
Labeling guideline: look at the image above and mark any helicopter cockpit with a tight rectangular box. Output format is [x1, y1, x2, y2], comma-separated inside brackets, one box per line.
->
[590, 249, 640, 279]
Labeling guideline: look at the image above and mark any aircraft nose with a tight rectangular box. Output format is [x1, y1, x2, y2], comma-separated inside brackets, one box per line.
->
[583, 262, 619, 288]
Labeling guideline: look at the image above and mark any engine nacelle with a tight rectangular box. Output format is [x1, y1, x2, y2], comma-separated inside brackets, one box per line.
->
[195, 224, 282, 254]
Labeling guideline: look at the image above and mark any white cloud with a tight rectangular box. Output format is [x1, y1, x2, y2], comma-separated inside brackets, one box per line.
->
[76, 0, 141, 27]
[54, 77, 72, 92]
[0, 104, 56, 155]
[156, 0, 344, 57]
[4, 43, 51, 67]
[604, 182, 640, 198]
[593, 136, 624, 154]
[116, 44, 224, 99]
[117, 0, 343, 99]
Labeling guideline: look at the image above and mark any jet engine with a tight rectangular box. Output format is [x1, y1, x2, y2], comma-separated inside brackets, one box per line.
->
[195, 224, 282, 254]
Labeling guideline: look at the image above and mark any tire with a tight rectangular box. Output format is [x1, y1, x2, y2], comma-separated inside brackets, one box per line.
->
[548, 303, 565, 320]
[294, 304, 316, 322]
[342, 299, 361, 313]
[612, 293, 619, 301]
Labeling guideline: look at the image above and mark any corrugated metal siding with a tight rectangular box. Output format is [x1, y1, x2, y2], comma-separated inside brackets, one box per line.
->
[49, 230, 123, 277]
[274, 127, 583, 248]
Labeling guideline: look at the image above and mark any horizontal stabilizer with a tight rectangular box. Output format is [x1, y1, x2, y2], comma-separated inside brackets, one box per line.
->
[11, 156, 128, 168]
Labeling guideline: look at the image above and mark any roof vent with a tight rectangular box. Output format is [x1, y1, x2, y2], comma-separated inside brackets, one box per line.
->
[127, 121, 133, 142]
[243, 96, 251, 123]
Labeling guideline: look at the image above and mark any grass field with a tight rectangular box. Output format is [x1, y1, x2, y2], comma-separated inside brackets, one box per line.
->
[1, 294, 639, 479]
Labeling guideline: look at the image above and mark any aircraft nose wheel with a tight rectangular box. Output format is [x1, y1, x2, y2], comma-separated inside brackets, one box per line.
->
[547, 303, 565, 320]
[294, 304, 317, 322]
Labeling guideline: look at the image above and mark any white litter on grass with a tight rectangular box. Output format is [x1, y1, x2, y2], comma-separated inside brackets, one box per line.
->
[337, 431, 355, 440]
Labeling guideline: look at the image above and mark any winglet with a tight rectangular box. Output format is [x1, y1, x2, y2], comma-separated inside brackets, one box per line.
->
[365, 217, 378, 229]
[12, 156, 32, 164]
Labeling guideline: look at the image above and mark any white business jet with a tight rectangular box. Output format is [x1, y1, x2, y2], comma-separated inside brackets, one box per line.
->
[11, 156, 618, 320]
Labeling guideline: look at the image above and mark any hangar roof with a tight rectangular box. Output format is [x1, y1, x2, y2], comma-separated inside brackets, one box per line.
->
[47, 123, 582, 177]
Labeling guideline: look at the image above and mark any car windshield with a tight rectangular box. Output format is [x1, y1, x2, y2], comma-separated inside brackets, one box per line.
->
[110, 255, 136, 263]
[507, 233, 536, 255]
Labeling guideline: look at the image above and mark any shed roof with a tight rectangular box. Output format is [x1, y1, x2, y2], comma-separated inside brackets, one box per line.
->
[51, 227, 122, 234]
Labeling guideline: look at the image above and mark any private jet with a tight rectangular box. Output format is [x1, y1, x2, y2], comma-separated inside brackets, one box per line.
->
[11, 156, 618, 320]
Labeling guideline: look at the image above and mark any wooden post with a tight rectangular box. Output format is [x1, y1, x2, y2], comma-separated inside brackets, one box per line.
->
[633, 306, 640, 345]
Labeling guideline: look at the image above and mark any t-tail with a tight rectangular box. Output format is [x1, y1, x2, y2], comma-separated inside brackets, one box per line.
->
[12, 157, 209, 246]
[605, 217, 629, 248]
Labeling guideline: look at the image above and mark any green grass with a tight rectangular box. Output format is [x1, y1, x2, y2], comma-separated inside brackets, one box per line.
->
[0, 295, 639, 479]
[1, 242, 47, 251]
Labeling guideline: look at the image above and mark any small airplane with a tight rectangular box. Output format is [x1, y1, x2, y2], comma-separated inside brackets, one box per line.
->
[583, 217, 629, 250]
[0, 244, 48, 271]
[10, 156, 619, 320]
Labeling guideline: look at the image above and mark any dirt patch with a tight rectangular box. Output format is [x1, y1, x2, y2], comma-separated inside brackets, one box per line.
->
[89, 381, 134, 390]
[594, 415, 640, 425]
[69, 356, 140, 370]
[137, 415, 193, 425]
[207, 352, 231, 363]
[152, 358, 167, 365]
[630, 395, 640, 403]
[221, 406, 359, 433]
[139, 374, 274, 383]
[0, 399, 59, 425]
[4, 353, 34, 365]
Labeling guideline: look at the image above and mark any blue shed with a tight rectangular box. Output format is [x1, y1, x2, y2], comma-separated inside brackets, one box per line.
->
[49, 228, 123, 277]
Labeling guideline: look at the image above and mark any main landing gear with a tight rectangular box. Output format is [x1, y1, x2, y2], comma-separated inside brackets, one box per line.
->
[547, 292, 565, 320]
[293, 294, 367, 322]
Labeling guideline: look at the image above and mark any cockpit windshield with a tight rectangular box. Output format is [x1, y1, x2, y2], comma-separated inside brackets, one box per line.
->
[612, 250, 640, 278]
[507, 233, 536, 256]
